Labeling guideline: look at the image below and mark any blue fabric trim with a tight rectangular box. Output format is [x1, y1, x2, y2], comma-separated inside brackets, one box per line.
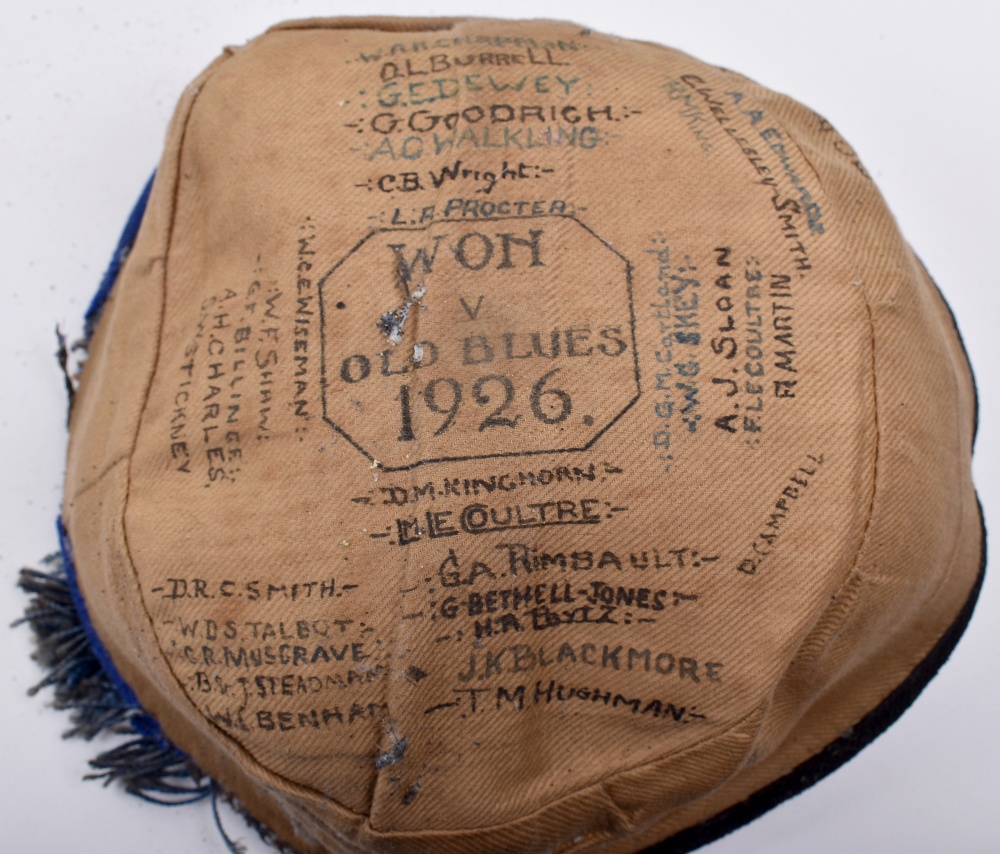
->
[65, 171, 164, 741]
[84, 171, 156, 340]
[57, 517, 164, 741]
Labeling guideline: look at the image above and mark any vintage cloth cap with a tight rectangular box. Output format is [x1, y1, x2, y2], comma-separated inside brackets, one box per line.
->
[46, 15, 982, 853]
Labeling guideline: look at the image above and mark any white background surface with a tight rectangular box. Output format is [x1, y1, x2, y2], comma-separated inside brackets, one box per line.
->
[1, 2, 997, 852]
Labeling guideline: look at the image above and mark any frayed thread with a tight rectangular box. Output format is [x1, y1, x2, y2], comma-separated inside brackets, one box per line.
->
[15, 553, 299, 852]
[15, 554, 211, 805]
[84, 171, 156, 342]
[55, 327, 91, 424]
[25, 169, 301, 851]
[212, 782, 300, 854]
[55, 326, 75, 421]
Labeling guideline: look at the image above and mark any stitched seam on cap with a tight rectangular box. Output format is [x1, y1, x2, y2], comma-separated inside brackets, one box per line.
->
[98, 43, 344, 805]
[69, 452, 129, 502]
[683, 70, 884, 763]
[107, 35, 381, 823]
[267, 16, 468, 35]
[359, 703, 765, 840]
[744, 80, 883, 668]
[662, 63, 884, 614]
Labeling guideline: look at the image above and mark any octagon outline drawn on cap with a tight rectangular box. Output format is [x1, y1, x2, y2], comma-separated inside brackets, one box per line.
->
[317, 214, 641, 471]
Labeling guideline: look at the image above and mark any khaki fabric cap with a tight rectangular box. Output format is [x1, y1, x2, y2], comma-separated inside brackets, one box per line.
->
[63, 15, 983, 854]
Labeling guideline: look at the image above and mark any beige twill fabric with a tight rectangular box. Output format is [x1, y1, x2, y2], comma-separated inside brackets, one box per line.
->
[63, 16, 980, 853]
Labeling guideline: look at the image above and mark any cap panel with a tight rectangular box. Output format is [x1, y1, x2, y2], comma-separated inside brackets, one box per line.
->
[596, 72, 984, 853]
[741, 76, 980, 686]
[62, 50, 232, 762]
